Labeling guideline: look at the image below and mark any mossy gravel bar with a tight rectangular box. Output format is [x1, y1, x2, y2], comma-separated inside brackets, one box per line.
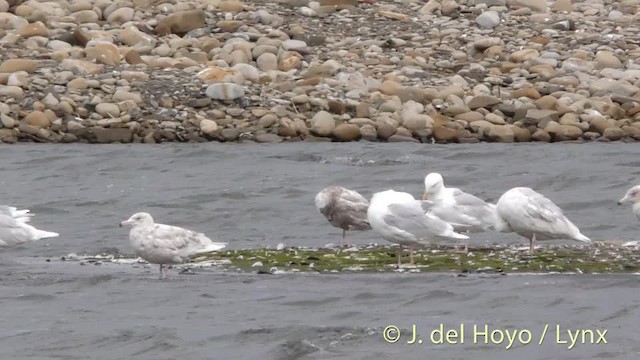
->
[75, 242, 640, 274]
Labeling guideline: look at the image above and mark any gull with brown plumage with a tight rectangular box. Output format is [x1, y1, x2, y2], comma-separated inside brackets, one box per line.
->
[315, 186, 371, 247]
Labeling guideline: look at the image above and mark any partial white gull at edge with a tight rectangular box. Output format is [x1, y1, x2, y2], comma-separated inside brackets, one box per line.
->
[618, 184, 640, 219]
[0, 205, 58, 248]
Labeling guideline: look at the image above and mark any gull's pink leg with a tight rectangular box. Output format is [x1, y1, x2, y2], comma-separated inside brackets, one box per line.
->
[160, 264, 168, 280]
[529, 234, 536, 255]
[342, 229, 349, 247]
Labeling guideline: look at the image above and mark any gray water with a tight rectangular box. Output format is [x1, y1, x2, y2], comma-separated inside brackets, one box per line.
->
[1, 142, 639, 359]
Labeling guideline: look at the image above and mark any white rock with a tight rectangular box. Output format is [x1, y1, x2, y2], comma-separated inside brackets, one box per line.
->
[311, 111, 335, 136]
[299, 7, 318, 17]
[0, 85, 24, 99]
[256, 53, 278, 71]
[113, 90, 143, 104]
[66, 120, 85, 131]
[106, 7, 134, 24]
[476, 11, 501, 29]
[561, 58, 594, 73]
[255, 9, 284, 26]
[282, 39, 307, 52]
[0, 13, 28, 30]
[96, 103, 121, 117]
[42, 93, 59, 108]
[205, 83, 245, 100]
[6, 71, 28, 87]
[231, 63, 259, 83]
[199, 119, 218, 135]
[0, 113, 15, 128]
[608, 10, 623, 19]
[47, 40, 72, 51]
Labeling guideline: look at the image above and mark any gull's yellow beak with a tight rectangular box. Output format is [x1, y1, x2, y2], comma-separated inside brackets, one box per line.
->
[422, 191, 429, 200]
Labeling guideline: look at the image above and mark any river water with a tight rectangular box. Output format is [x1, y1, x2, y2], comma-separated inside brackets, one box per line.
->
[0, 142, 638, 359]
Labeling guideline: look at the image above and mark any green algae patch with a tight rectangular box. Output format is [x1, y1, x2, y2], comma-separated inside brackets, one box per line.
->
[78, 242, 640, 274]
[184, 242, 640, 274]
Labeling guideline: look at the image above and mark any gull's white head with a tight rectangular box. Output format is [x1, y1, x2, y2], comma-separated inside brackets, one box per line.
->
[120, 212, 154, 227]
[423, 172, 444, 200]
[618, 185, 640, 206]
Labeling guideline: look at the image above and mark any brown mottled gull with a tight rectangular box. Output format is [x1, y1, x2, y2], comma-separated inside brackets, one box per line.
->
[314, 186, 371, 246]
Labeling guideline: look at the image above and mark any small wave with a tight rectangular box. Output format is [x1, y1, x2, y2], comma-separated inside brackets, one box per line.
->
[280, 296, 341, 307]
[267, 153, 325, 163]
[13, 293, 56, 302]
[267, 153, 411, 167]
[272, 339, 319, 360]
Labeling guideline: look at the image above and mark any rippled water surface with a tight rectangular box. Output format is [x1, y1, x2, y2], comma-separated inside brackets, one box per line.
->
[1, 142, 639, 359]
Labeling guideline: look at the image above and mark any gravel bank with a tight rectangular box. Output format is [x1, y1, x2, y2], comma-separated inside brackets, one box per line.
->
[1, 0, 640, 144]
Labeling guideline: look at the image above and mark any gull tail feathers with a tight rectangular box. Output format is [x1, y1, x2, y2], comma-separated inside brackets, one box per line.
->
[197, 242, 227, 253]
[448, 231, 469, 240]
[573, 233, 591, 243]
[32, 229, 59, 240]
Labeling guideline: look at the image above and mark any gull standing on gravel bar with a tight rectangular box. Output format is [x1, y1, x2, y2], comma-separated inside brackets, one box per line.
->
[315, 186, 371, 247]
[367, 189, 469, 266]
[422, 172, 500, 253]
[495, 187, 591, 254]
[617, 185, 640, 219]
[0, 205, 59, 248]
[120, 212, 227, 279]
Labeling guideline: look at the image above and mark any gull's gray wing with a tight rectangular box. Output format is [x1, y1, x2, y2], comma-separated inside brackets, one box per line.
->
[151, 223, 215, 258]
[500, 187, 583, 240]
[427, 189, 498, 231]
[383, 200, 460, 240]
[452, 190, 499, 228]
[520, 188, 566, 223]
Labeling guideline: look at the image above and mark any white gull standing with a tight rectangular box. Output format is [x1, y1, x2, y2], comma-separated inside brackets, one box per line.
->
[367, 189, 469, 266]
[120, 212, 227, 279]
[315, 186, 371, 247]
[422, 172, 500, 252]
[495, 187, 591, 254]
[0, 205, 58, 248]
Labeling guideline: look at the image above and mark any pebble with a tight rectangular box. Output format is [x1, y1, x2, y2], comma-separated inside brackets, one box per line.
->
[332, 123, 361, 141]
[476, 11, 500, 29]
[311, 111, 335, 136]
[205, 83, 245, 101]
[199, 119, 219, 136]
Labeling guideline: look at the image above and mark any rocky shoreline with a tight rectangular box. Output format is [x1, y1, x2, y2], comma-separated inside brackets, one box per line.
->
[1, 0, 640, 144]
